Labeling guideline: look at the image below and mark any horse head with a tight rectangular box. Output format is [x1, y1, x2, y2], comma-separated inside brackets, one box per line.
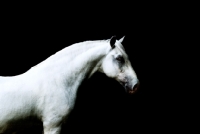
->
[100, 36, 139, 94]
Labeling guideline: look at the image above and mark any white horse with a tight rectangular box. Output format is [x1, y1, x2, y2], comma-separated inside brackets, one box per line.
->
[0, 36, 139, 134]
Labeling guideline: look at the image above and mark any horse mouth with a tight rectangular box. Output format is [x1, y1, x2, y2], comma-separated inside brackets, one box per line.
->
[119, 81, 138, 94]
[127, 90, 135, 94]
[123, 83, 139, 94]
[126, 88, 138, 94]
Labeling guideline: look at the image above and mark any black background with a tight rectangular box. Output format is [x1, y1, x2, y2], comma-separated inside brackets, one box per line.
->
[0, 2, 194, 133]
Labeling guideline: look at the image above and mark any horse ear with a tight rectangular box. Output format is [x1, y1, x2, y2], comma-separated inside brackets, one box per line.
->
[119, 36, 125, 43]
[110, 36, 116, 48]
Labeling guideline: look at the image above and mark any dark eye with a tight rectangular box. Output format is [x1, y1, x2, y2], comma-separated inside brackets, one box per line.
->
[116, 56, 124, 63]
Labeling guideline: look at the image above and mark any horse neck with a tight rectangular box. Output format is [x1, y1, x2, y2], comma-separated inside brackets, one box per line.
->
[59, 41, 110, 92]
[31, 41, 110, 84]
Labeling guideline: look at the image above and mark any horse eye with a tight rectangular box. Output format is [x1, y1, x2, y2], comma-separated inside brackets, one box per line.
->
[116, 56, 124, 62]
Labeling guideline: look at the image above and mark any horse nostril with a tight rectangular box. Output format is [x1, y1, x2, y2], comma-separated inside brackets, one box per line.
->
[133, 83, 139, 91]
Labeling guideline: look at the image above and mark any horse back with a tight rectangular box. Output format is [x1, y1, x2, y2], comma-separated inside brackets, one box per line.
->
[0, 76, 11, 82]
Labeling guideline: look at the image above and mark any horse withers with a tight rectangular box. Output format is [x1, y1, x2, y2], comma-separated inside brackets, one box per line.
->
[0, 36, 139, 134]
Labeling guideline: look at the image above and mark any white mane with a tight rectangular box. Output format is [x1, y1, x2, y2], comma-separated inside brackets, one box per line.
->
[29, 40, 109, 71]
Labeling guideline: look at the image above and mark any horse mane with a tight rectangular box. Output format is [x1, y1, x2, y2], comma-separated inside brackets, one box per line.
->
[29, 39, 109, 70]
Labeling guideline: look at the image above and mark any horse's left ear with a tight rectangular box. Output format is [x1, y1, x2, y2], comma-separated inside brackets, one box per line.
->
[119, 36, 125, 43]
[110, 36, 117, 48]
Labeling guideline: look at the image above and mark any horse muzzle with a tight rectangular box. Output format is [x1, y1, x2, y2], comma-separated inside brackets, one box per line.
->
[124, 81, 140, 94]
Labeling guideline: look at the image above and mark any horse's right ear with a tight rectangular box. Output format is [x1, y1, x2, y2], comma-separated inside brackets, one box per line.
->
[110, 36, 116, 48]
